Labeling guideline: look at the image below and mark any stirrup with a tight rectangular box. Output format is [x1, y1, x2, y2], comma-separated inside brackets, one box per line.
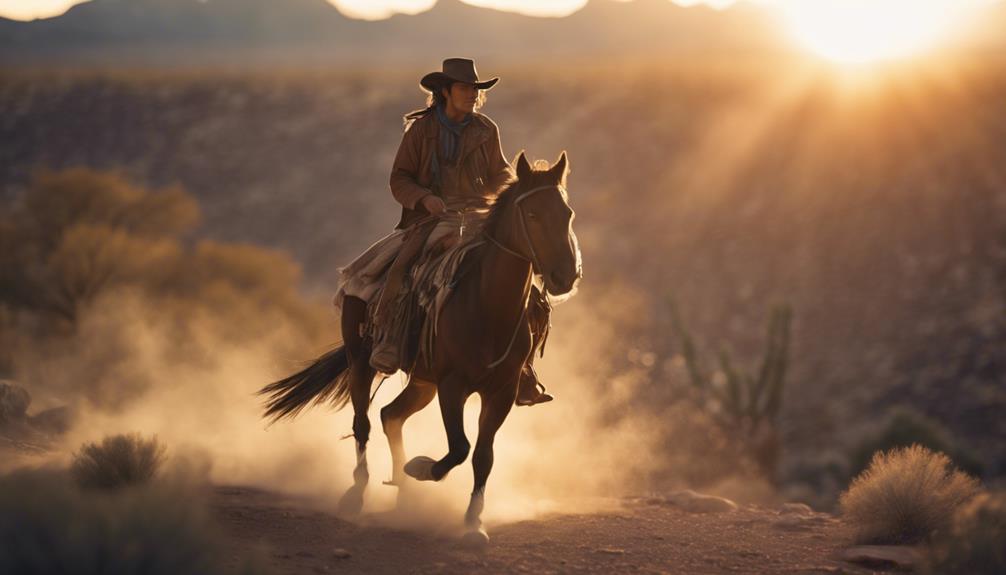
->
[516, 372, 554, 407]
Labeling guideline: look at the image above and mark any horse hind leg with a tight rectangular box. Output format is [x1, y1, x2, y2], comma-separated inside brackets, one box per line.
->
[341, 295, 374, 450]
[337, 356, 378, 517]
[380, 378, 436, 487]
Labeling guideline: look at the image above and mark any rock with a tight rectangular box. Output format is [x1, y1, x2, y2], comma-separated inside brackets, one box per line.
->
[665, 490, 739, 513]
[840, 545, 921, 570]
[773, 516, 817, 531]
[331, 548, 351, 559]
[773, 514, 832, 531]
[0, 380, 31, 426]
[779, 502, 814, 515]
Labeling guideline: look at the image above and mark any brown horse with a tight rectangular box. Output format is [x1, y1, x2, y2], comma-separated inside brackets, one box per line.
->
[259, 151, 580, 543]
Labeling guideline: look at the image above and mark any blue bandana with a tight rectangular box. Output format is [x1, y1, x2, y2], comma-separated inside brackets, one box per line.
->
[435, 103, 472, 163]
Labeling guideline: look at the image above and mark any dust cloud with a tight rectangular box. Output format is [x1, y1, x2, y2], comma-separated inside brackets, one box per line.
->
[10, 279, 688, 529]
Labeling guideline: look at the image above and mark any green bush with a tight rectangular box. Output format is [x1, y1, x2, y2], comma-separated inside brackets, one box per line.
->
[71, 433, 167, 489]
[0, 468, 269, 575]
[849, 408, 984, 480]
[840, 445, 981, 544]
[925, 491, 1006, 575]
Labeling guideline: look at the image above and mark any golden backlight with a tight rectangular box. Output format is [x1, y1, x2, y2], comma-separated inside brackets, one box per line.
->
[777, 0, 981, 63]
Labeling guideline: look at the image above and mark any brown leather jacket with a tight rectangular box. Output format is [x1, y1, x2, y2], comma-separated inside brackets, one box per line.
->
[390, 110, 514, 229]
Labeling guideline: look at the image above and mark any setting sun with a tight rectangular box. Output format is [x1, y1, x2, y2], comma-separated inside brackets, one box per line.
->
[777, 0, 982, 63]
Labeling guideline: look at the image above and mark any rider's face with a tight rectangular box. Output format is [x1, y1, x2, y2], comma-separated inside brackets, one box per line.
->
[444, 82, 478, 115]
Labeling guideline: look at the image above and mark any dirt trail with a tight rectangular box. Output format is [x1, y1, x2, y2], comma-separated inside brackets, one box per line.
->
[212, 486, 875, 575]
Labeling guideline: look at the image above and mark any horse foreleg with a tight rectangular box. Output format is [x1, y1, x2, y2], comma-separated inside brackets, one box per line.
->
[464, 387, 516, 545]
[337, 356, 377, 517]
[380, 378, 436, 486]
[404, 375, 469, 482]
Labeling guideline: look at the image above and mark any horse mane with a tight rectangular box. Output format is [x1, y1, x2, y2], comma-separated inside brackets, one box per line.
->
[482, 165, 557, 237]
[483, 180, 520, 237]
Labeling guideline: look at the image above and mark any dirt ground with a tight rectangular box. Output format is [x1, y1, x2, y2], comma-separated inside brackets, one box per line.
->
[212, 485, 880, 575]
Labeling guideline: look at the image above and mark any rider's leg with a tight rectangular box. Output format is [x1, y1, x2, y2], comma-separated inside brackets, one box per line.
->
[516, 286, 553, 407]
[369, 224, 436, 373]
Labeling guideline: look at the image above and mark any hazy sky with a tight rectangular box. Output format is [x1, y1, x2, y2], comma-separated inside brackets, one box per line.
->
[0, 0, 734, 21]
[2, 0, 1000, 21]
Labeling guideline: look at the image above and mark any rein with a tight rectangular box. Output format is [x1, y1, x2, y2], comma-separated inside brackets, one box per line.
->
[482, 232, 527, 262]
[480, 184, 564, 370]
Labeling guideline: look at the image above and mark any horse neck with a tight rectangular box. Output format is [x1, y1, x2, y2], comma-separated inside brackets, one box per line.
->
[479, 217, 533, 327]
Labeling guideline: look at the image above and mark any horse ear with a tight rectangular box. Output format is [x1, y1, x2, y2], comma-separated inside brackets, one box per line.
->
[550, 151, 569, 186]
[514, 151, 532, 180]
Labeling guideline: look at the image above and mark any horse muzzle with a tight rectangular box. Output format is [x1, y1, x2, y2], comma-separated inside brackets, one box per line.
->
[546, 268, 580, 296]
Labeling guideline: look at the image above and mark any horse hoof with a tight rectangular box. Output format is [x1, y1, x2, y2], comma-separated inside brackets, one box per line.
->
[336, 484, 366, 517]
[462, 527, 490, 547]
[404, 456, 437, 481]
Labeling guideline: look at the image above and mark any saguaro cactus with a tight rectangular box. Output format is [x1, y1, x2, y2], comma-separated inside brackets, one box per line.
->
[669, 299, 792, 483]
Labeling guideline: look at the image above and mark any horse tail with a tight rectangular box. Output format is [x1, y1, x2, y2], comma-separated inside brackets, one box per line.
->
[259, 346, 352, 422]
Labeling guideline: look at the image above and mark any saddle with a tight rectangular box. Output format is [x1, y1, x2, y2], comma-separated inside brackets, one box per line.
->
[371, 222, 550, 373]
[410, 239, 551, 372]
[366, 216, 479, 370]
[407, 235, 484, 369]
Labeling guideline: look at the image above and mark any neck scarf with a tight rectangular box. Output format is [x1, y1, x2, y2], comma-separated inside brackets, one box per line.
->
[435, 103, 472, 163]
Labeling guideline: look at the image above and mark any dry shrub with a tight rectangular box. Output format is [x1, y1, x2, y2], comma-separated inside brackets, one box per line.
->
[71, 433, 167, 489]
[840, 444, 981, 544]
[0, 468, 270, 575]
[925, 491, 1006, 574]
[849, 408, 984, 480]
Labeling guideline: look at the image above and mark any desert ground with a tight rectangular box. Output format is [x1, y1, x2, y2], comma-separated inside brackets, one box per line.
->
[210, 484, 879, 575]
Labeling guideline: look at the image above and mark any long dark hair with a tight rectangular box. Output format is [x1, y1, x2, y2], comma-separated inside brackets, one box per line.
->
[402, 81, 487, 130]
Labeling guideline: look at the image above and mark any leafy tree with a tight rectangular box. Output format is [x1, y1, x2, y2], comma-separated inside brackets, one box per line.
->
[0, 168, 197, 325]
[1, 167, 329, 408]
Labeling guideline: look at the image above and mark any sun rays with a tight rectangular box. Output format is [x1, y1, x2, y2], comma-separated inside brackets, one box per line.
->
[776, 0, 989, 64]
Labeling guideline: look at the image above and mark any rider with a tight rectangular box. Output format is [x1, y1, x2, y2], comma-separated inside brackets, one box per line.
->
[335, 58, 552, 407]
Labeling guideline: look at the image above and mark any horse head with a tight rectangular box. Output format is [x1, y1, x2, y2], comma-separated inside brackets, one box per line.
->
[509, 151, 582, 297]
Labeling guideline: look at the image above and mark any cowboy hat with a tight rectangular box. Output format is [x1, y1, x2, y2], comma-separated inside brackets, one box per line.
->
[420, 58, 499, 92]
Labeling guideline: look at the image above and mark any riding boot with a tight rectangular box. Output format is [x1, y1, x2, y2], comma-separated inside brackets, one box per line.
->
[516, 363, 553, 406]
[516, 286, 554, 407]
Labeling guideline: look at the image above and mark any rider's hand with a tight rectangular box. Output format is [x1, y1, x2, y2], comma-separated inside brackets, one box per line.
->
[420, 194, 446, 215]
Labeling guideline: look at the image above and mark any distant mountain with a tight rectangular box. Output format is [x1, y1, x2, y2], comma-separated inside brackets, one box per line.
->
[0, 0, 790, 66]
[15, 0, 351, 42]
[0, 0, 1002, 67]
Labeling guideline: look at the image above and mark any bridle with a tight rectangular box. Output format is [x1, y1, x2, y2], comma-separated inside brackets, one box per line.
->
[482, 184, 566, 285]
[480, 184, 567, 369]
